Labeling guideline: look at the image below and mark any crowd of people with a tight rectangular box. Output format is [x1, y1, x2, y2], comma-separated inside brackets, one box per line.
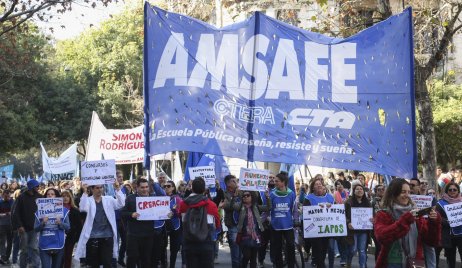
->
[0, 167, 461, 268]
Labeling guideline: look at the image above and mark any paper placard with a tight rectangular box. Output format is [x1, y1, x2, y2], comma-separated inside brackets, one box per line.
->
[444, 202, 462, 228]
[81, 160, 116, 186]
[136, 196, 171, 221]
[351, 207, 373, 230]
[36, 198, 64, 219]
[410, 195, 433, 209]
[238, 168, 270, 191]
[303, 204, 347, 238]
[188, 166, 216, 187]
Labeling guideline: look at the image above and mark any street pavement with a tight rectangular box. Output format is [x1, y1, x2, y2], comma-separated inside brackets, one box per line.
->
[0, 244, 459, 267]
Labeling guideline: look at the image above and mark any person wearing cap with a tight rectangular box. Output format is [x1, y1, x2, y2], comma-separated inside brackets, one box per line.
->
[11, 179, 42, 268]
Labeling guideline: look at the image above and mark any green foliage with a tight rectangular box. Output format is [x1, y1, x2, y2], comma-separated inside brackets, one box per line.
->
[55, 5, 144, 128]
[428, 76, 462, 166]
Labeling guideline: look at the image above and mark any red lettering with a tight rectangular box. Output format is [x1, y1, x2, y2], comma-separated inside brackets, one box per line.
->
[112, 134, 119, 141]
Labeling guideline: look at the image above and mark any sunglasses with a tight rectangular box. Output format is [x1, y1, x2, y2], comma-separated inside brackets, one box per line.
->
[377, 188, 385, 191]
[242, 194, 251, 198]
[428, 192, 435, 195]
[448, 188, 458, 192]
[163, 185, 172, 189]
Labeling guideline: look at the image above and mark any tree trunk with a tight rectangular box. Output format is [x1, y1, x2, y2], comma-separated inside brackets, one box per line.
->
[415, 67, 437, 189]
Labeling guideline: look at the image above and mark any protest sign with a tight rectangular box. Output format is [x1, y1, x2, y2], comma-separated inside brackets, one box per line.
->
[410, 195, 433, 209]
[444, 202, 462, 228]
[136, 196, 171, 220]
[41, 143, 77, 181]
[144, 4, 417, 178]
[80, 160, 116, 186]
[303, 204, 347, 238]
[351, 207, 373, 230]
[188, 166, 216, 187]
[239, 168, 270, 191]
[36, 198, 64, 219]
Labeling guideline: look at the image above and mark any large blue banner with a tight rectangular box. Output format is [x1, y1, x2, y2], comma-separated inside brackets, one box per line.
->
[144, 4, 417, 178]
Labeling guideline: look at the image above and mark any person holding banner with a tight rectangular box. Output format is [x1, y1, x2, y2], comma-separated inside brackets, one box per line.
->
[233, 190, 270, 268]
[303, 177, 335, 268]
[74, 183, 125, 268]
[120, 178, 164, 268]
[163, 180, 183, 268]
[344, 184, 372, 268]
[374, 178, 441, 268]
[270, 172, 298, 268]
[222, 174, 242, 268]
[435, 182, 462, 268]
[34, 188, 70, 268]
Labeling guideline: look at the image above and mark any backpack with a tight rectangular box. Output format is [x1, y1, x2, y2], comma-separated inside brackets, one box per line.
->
[183, 204, 212, 242]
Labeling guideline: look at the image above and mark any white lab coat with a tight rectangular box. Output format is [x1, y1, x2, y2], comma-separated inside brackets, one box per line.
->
[74, 190, 125, 260]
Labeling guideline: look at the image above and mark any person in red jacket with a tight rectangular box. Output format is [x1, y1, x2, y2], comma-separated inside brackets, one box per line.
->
[374, 178, 441, 268]
[179, 177, 220, 268]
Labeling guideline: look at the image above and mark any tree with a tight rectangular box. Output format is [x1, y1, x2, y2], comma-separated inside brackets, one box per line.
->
[0, 0, 115, 37]
[429, 74, 462, 168]
[55, 4, 144, 128]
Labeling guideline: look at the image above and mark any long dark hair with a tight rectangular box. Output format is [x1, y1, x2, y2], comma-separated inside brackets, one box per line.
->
[350, 184, 371, 206]
[382, 178, 412, 209]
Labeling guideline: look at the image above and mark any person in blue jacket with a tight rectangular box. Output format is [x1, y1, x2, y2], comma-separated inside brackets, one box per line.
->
[270, 172, 298, 268]
[34, 188, 70, 268]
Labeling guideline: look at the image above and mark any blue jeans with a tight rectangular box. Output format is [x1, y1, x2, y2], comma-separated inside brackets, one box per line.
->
[226, 226, 241, 268]
[39, 248, 64, 268]
[19, 230, 40, 268]
[423, 244, 436, 268]
[352, 233, 368, 268]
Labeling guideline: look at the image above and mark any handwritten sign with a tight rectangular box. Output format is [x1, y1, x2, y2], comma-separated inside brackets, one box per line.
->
[410, 195, 433, 209]
[188, 166, 216, 187]
[239, 168, 270, 191]
[81, 160, 116, 186]
[351, 207, 373, 230]
[444, 202, 462, 228]
[303, 204, 347, 238]
[136, 196, 170, 221]
[36, 198, 63, 219]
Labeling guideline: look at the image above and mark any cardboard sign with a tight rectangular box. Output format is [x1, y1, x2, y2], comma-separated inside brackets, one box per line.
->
[80, 160, 116, 186]
[239, 168, 270, 191]
[136, 196, 170, 221]
[303, 204, 347, 238]
[351, 207, 373, 230]
[188, 166, 216, 187]
[444, 202, 462, 228]
[36, 198, 64, 219]
[410, 195, 433, 209]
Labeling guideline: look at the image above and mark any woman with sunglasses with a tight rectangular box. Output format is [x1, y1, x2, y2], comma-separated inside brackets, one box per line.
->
[233, 190, 269, 268]
[163, 181, 183, 268]
[436, 182, 462, 267]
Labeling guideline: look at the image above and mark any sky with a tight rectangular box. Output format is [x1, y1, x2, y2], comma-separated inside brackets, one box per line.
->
[34, 0, 126, 40]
